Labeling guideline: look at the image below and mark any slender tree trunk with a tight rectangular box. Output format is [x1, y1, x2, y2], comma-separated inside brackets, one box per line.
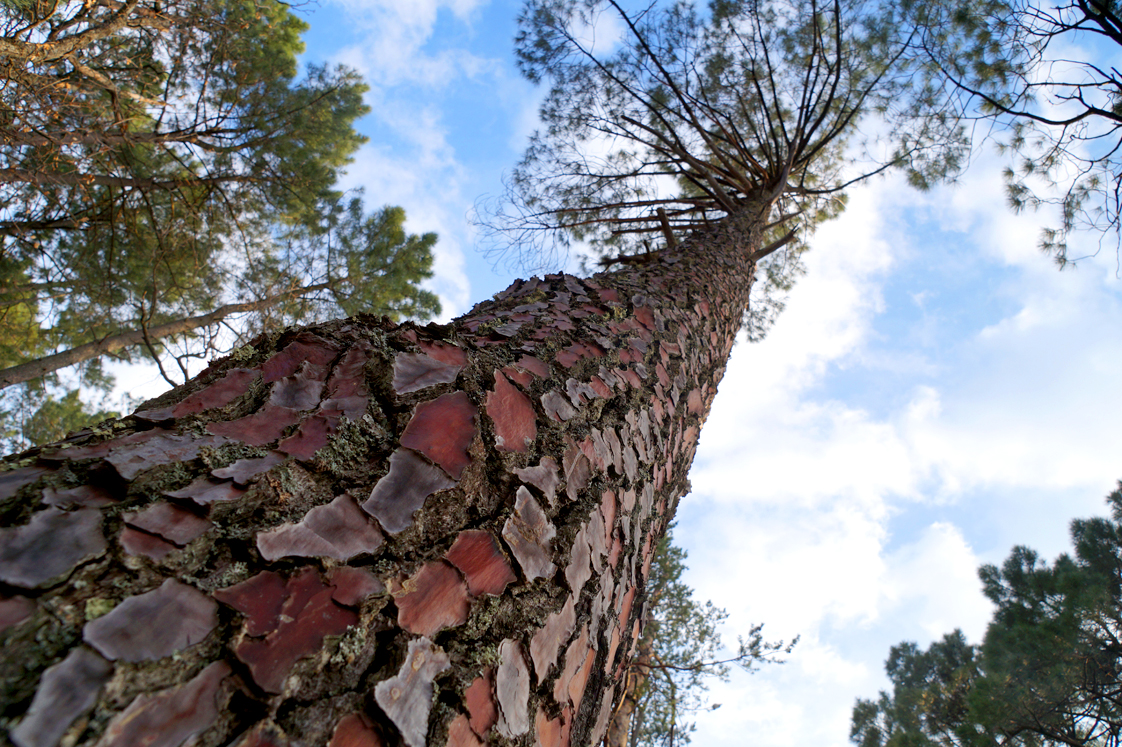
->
[0, 168, 260, 192]
[606, 637, 653, 747]
[607, 577, 669, 747]
[0, 218, 101, 233]
[0, 130, 220, 149]
[0, 280, 337, 390]
[0, 200, 765, 747]
[0, 0, 153, 64]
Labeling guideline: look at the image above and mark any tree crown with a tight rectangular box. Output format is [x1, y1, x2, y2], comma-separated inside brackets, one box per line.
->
[481, 0, 967, 338]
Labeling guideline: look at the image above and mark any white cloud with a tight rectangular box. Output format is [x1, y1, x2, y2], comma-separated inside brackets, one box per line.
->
[326, 0, 490, 88]
[675, 155, 1122, 747]
[880, 522, 993, 641]
[679, 496, 889, 636]
[699, 671, 808, 745]
[691, 176, 916, 511]
[507, 87, 547, 153]
[570, 2, 628, 57]
[339, 144, 474, 317]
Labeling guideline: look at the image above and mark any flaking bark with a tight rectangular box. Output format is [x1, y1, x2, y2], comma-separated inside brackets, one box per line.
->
[0, 198, 766, 747]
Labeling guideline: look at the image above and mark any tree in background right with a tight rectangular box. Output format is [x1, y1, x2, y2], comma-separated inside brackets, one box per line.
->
[607, 528, 794, 747]
[852, 482, 1122, 747]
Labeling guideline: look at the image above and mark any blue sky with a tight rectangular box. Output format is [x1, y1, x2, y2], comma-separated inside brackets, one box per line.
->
[677, 159, 1122, 744]
[293, 0, 545, 311]
[116, 1, 1122, 744]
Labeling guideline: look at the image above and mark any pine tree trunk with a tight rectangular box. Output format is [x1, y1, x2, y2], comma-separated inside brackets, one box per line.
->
[0, 203, 765, 747]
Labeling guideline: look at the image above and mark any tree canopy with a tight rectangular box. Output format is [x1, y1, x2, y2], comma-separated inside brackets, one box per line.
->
[480, 0, 968, 339]
[0, 0, 442, 448]
[899, 0, 1122, 266]
[852, 482, 1122, 747]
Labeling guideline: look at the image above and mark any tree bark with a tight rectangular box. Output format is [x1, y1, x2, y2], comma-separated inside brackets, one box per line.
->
[0, 280, 338, 390]
[0, 201, 765, 747]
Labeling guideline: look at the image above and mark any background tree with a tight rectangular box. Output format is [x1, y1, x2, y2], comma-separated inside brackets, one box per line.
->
[0, 193, 442, 452]
[0, 373, 122, 453]
[852, 483, 1122, 747]
[0, 0, 441, 446]
[0, 196, 442, 391]
[850, 632, 987, 747]
[898, 0, 1122, 266]
[607, 528, 794, 747]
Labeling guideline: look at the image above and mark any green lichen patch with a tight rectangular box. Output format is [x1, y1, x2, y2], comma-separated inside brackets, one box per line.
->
[84, 597, 116, 621]
[197, 443, 269, 472]
[124, 462, 197, 505]
[275, 693, 369, 747]
[97, 633, 224, 711]
[310, 415, 391, 483]
[0, 613, 80, 722]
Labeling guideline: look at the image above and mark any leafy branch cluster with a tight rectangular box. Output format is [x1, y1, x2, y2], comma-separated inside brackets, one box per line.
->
[0, 0, 441, 449]
[900, 0, 1122, 265]
[615, 530, 796, 747]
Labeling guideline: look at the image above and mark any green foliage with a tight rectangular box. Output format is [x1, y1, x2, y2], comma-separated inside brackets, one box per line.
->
[850, 632, 988, 747]
[628, 529, 795, 747]
[0, 371, 125, 454]
[320, 201, 442, 323]
[897, 0, 1122, 266]
[852, 483, 1122, 747]
[0, 0, 441, 395]
[482, 0, 967, 340]
[13, 389, 119, 451]
[244, 196, 443, 335]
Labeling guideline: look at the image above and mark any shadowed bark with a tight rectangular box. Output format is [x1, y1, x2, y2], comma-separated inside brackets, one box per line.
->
[0, 198, 765, 747]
